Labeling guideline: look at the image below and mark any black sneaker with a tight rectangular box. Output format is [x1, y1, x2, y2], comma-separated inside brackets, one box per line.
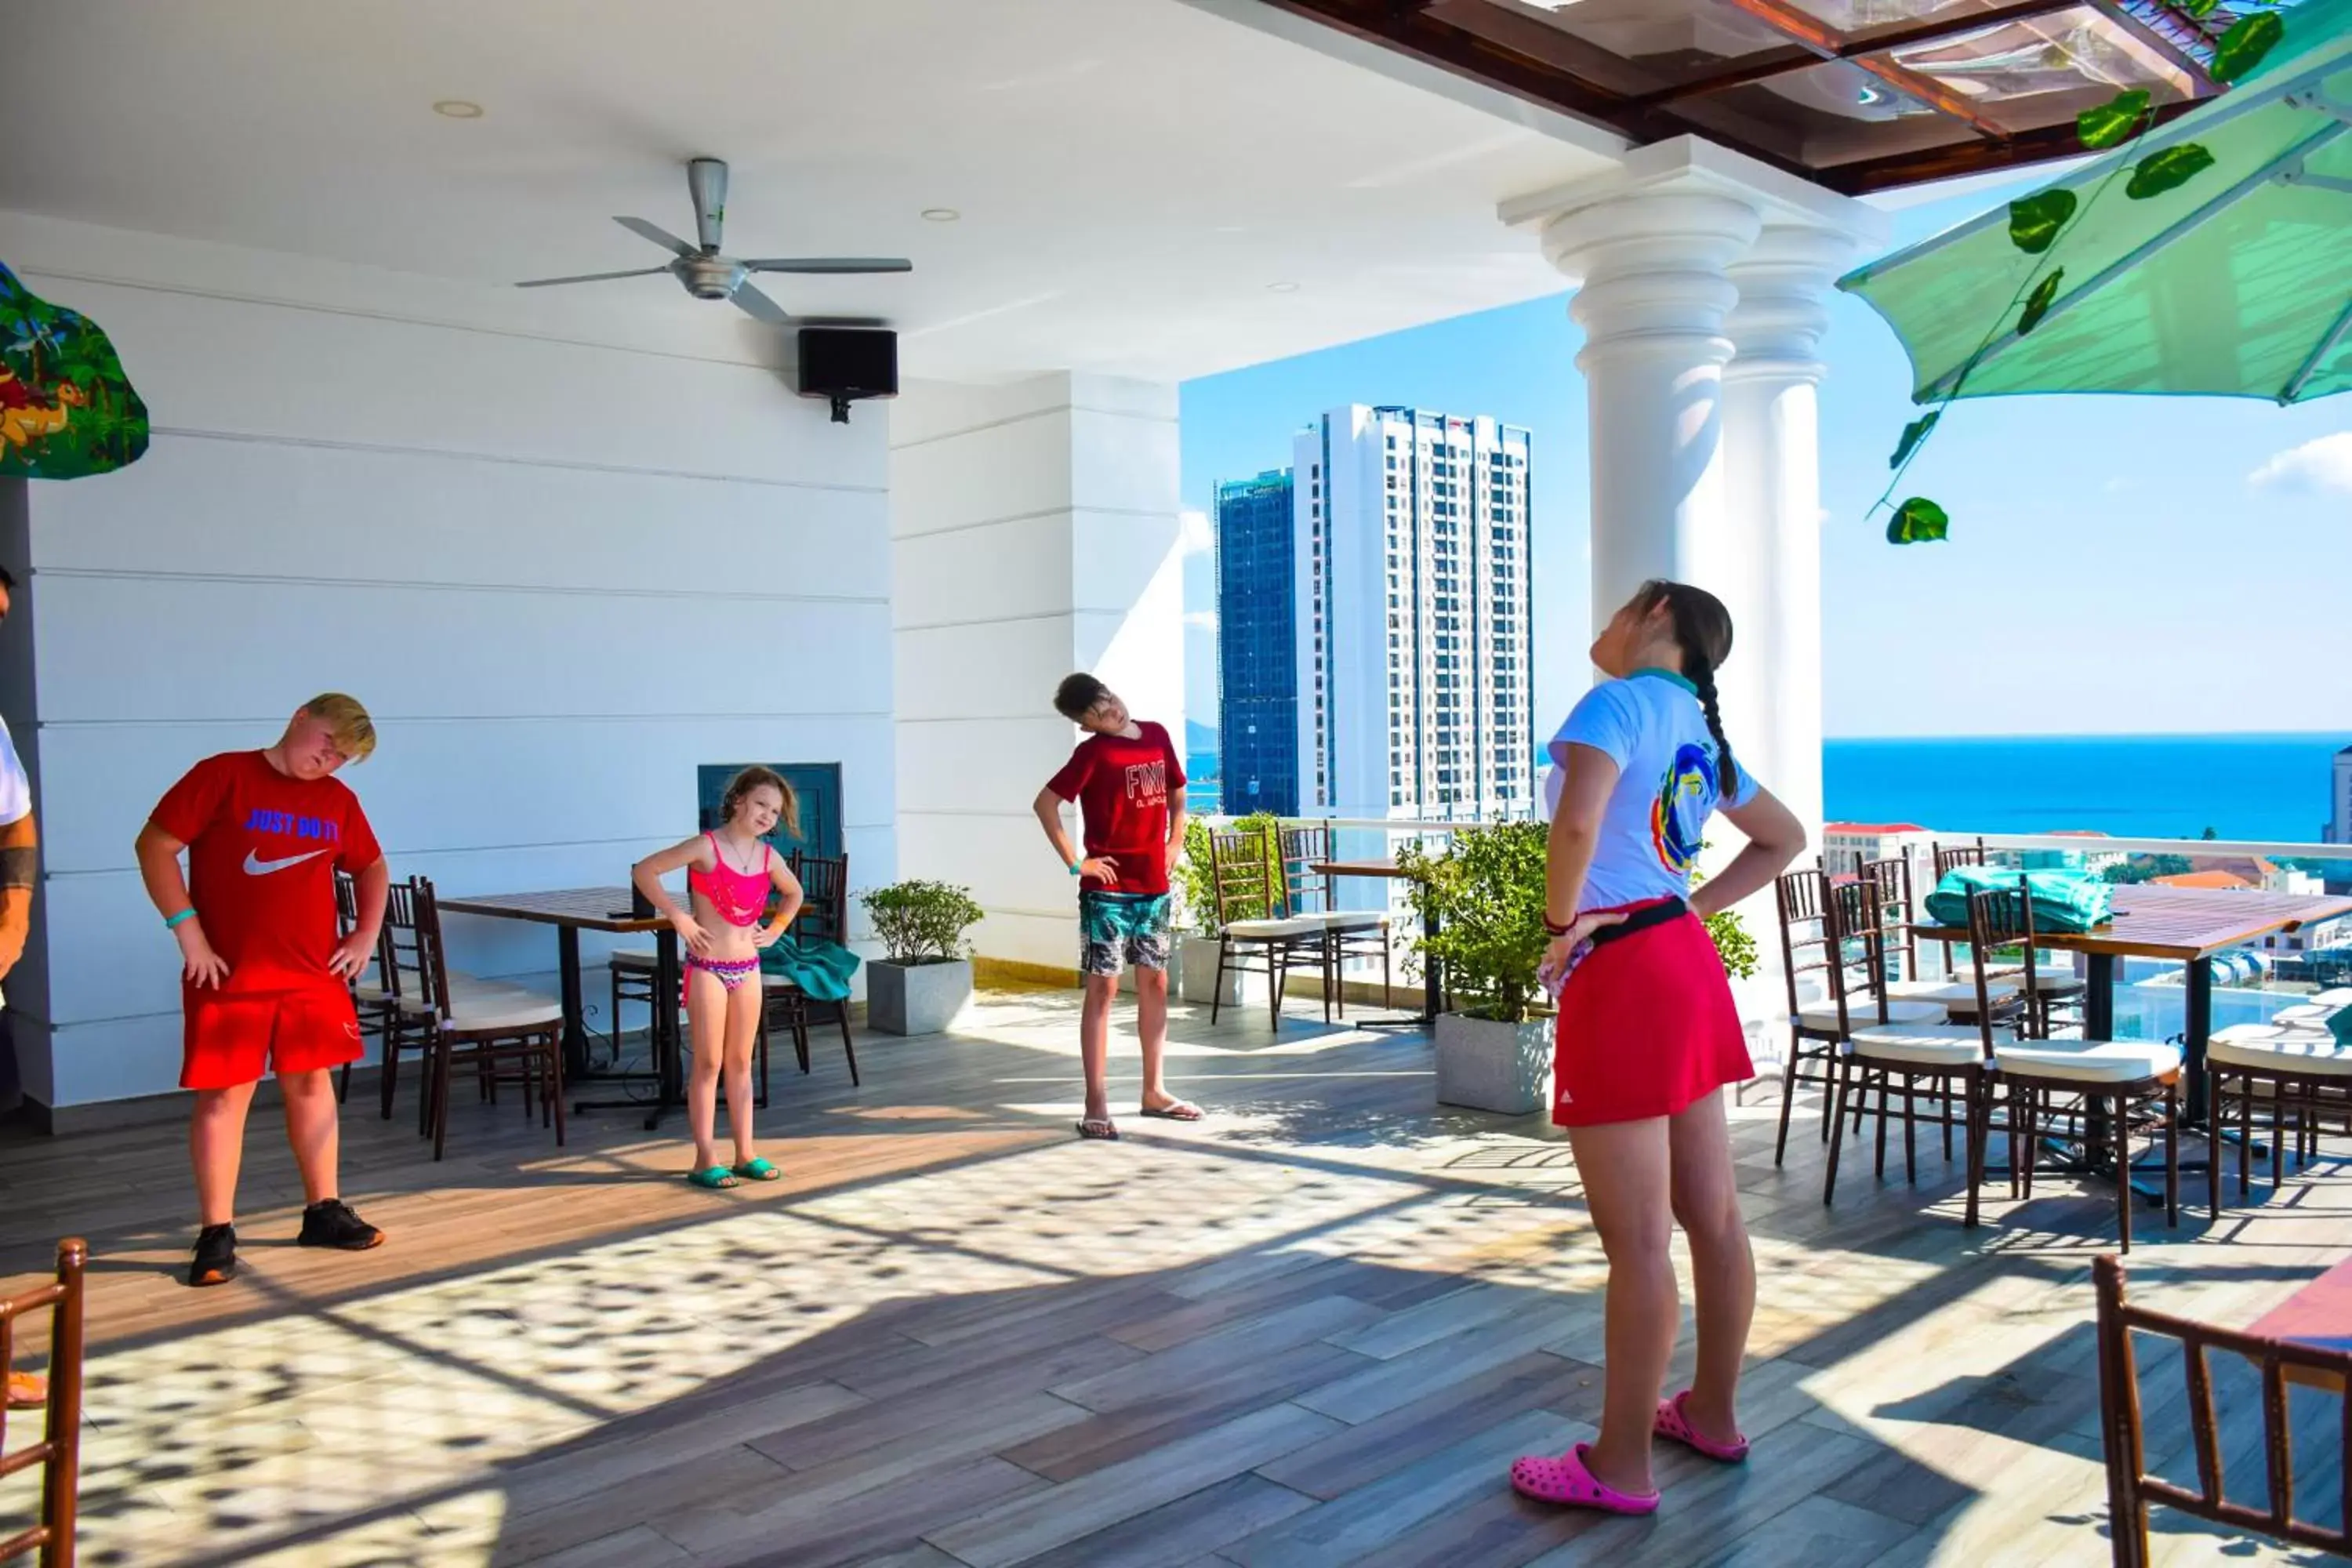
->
[297, 1199, 384, 1252]
[188, 1223, 238, 1288]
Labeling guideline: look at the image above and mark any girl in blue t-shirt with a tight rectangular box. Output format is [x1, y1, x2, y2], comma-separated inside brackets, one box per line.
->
[1509, 580, 1807, 1516]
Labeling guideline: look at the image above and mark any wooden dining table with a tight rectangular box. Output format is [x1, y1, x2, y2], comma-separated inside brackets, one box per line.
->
[434, 887, 684, 1129]
[1912, 883, 2352, 1128]
[1308, 858, 1441, 1025]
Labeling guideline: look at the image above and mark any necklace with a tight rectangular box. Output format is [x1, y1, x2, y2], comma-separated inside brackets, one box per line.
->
[714, 831, 762, 876]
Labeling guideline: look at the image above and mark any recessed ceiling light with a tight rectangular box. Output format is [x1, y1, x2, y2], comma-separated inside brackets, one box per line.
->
[1268, 281, 1301, 293]
[432, 100, 485, 119]
[921, 208, 960, 223]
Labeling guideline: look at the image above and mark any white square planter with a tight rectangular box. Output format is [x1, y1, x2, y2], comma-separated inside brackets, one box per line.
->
[1176, 935, 1247, 1008]
[1434, 1011, 1552, 1116]
[867, 958, 971, 1036]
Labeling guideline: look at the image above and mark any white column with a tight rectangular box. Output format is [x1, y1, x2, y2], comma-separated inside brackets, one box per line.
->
[1722, 224, 1858, 844]
[889, 372, 1184, 975]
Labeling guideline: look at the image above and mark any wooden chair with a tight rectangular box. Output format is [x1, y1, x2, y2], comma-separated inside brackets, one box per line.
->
[1933, 837, 1987, 878]
[2206, 989, 2352, 1217]
[0, 1238, 85, 1567]
[1276, 826, 1392, 1023]
[332, 869, 397, 1108]
[1205, 825, 1324, 1029]
[1771, 867, 1944, 1167]
[1980, 887, 2180, 1252]
[1824, 878, 2021, 1217]
[412, 877, 568, 1161]
[760, 850, 857, 1091]
[2094, 1254, 2351, 1565]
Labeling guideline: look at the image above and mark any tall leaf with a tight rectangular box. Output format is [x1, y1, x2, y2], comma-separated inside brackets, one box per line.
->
[2126, 143, 2216, 200]
[2017, 269, 2064, 336]
[2008, 188, 2078, 253]
[1888, 412, 1940, 469]
[2211, 11, 2285, 83]
[2176, 0, 2219, 16]
[2077, 88, 2151, 149]
[1886, 497, 1951, 546]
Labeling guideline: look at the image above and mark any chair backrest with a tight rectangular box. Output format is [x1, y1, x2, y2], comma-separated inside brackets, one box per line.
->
[1777, 868, 1851, 1031]
[1963, 880, 2053, 1036]
[376, 875, 437, 1012]
[0, 1238, 87, 1567]
[1933, 837, 1988, 880]
[406, 875, 463, 1024]
[1828, 875, 1907, 1027]
[2094, 1254, 2352, 1566]
[787, 851, 849, 945]
[1860, 855, 1919, 984]
[1276, 826, 1334, 919]
[1207, 826, 1278, 927]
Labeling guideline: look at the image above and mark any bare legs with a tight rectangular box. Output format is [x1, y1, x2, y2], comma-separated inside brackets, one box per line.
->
[1080, 972, 1117, 1125]
[191, 1068, 348, 1225]
[685, 970, 763, 1172]
[1564, 1089, 1753, 1495]
[1134, 966, 1181, 1112]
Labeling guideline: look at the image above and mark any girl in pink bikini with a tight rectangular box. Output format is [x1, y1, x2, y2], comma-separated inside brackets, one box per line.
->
[631, 768, 805, 1189]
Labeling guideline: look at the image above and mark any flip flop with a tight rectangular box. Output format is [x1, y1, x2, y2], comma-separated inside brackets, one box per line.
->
[1139, 1099, 1204, 1121]
[6, 1372, 44, 1410]
[731, 1157, 782, 1182]
[1508, 1443, 1660, 1515]
[1075, 1116, 1120, 1141]
[687, 1165, 742, 1189]
[1653, 1390, 1748, 1462]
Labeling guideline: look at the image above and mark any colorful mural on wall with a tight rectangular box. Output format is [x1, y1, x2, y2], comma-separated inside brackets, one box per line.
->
[0, 262, 149, 479]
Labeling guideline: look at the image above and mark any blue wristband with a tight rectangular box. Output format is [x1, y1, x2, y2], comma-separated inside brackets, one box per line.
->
[1068, 861, 1082, 876]
[165, 908, 198, 931]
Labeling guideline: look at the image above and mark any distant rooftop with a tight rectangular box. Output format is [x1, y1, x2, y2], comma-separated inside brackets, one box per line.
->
[2154, 870, 2258, 891]
[1825, 821, 1927, 836]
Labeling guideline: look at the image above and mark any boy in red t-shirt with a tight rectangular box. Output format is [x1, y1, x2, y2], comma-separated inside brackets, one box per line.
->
[136, 695, 392, 1287]
[1031, 673, 1203, 1141]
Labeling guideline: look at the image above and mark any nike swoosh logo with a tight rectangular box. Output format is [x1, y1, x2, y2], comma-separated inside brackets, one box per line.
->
[244, 849, 328, 876]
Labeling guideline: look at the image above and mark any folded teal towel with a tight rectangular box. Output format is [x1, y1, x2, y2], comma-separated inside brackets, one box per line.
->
[762, 934, 861, 1002]
[1925, 866, 2112, 934]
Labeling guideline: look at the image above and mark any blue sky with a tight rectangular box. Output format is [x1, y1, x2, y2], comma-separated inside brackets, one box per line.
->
[1178, 179, 2352, 742]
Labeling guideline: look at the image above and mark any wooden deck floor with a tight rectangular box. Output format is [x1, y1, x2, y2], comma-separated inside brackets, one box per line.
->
[1, 989, 2346, 1568]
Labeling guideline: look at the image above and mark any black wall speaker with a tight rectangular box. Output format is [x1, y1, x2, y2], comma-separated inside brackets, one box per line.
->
[798, 328, 898, 423]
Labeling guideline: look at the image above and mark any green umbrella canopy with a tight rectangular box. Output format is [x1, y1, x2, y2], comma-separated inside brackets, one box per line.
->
[1840, 0, 2352, 407]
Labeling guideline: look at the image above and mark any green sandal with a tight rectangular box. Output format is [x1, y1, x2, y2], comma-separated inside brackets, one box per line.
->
[731, 1157, 782, 1182]
[687, 1165, 741, 1190]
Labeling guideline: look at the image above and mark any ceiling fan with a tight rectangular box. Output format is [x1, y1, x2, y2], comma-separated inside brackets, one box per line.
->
[516, 158, 910, 324]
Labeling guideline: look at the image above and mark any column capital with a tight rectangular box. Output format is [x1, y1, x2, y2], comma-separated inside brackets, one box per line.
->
[1724, 223, 1862, 386]
[1533, 188, 1761, 372]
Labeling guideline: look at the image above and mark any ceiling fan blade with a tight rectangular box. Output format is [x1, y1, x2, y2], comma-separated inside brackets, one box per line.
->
[515, 264, 673, 289]
[688, 158, 728, 252]
[731, 281, 790, 325]
[613, 216, 696, 257]
[742, 257, 914, 274]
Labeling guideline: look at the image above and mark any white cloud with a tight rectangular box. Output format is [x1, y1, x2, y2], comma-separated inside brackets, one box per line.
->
[2249, 432, 2352, 495]
[1183, 610, 1218, 630]
[1178, 508, 1214, 556]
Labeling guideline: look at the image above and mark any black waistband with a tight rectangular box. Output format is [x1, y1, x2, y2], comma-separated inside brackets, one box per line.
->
[1587, 896, 1689, 948]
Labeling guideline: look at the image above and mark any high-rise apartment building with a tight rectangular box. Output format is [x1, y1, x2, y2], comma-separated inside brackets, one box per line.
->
[1214, 470, 1300, 817]
[1293, 405, 1534, 823]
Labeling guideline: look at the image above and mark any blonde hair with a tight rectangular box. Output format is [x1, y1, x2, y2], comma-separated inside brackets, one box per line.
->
[721, 765, 801, 839]
[299, 693, 377, 763]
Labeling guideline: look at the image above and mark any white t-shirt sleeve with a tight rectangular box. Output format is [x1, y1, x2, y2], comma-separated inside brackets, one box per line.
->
[1550, 681, 1646, 773]
[0, 716, 29, 827]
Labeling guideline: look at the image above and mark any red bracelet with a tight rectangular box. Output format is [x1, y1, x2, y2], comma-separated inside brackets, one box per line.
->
[1544, 916, 1571, 937]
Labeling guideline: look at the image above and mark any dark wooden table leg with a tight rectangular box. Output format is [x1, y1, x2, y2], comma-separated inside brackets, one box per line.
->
[557, 927, 589, 1081]
[2183, 955, 2212, 1126]
[647, 928, 681, 1131]
[1422, 904, 1443, 1025]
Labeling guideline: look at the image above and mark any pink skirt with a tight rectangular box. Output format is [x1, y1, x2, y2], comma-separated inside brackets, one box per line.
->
[1552, 905, 1752, 1128]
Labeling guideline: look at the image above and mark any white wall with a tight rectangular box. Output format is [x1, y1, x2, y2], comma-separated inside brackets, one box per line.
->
[0, 212, 893, 1110]
[891, 373, 1181, 969]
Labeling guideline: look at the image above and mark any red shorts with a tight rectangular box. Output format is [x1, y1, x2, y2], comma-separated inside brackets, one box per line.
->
[1552, 904, 1752, 1128]
[181, 985, 365, 1091]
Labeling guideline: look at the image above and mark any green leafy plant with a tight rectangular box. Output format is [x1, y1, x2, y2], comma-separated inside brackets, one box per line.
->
[859, 879, 985, 965]
[1397, 822, 1549, 1024]
[1871, 4, 2278, 545]
[1177, 812, 1283, 938]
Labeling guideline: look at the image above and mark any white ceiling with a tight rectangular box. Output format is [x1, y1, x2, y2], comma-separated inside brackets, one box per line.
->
[0, 0, 1628, 383]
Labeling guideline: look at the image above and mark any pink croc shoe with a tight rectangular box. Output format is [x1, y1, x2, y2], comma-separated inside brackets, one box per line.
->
[1653, 1390, 1748, 1463]
[1508, 1443, 1661, 1515]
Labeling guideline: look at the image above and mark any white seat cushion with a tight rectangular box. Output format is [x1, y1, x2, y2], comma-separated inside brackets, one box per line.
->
[1888, 978, 2016, 1011]
[2208, 1024, 2352, 1076]
[1316, 910, 1390, 928]
[1791, 998, 1947, 1033]
[608, 946, 658, 970]
[443, 987, 564, 1032]
[1955, 961, 2082, 991]
[1225, 917, 1326, 940]
[1994, 1039, 2181, 1083]
[1848, 1025, 1987, 1069]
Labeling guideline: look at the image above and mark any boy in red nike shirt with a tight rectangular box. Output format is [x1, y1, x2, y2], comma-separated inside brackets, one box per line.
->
[136, 695, 391, 1287]
[1031, 673, 1203, 1142]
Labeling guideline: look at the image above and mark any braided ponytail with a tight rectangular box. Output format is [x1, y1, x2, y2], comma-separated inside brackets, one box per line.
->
[1637, 579, 1740, 797]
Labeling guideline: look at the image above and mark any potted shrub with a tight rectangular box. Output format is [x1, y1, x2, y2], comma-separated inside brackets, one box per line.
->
[1168, 813, 1276, 1007]
[859, 879, 984, 1035]
[1399, 822, 1553, 1115]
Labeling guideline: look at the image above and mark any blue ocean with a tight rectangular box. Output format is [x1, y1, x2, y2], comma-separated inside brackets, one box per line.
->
[1824, 733, 2349, 844]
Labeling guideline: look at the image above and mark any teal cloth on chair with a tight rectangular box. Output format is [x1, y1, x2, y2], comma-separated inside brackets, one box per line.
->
[1925, 866, 2113, 934]
[762, 933, 860, 1001]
